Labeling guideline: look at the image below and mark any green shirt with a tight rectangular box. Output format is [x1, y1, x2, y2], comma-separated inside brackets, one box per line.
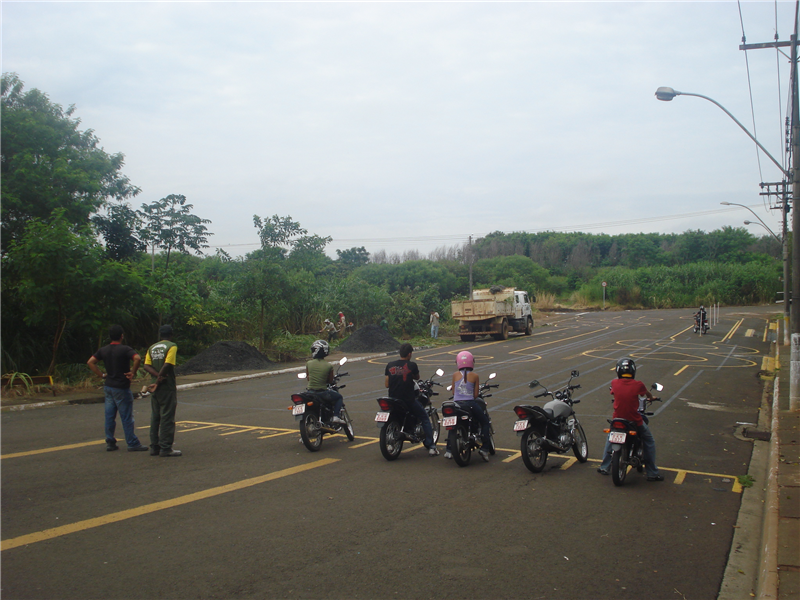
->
[145, 339, 178, 390]
[306, 358, 332, 391]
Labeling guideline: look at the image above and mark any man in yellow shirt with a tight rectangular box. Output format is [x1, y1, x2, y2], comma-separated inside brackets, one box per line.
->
[143, 325, 181, 457]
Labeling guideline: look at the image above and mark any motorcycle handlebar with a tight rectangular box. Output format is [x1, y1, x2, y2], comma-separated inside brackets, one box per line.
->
[338, 372, 349, 378]
[534, 391, 548, 398]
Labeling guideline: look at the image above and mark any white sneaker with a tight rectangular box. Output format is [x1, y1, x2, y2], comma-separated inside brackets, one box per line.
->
[428, 447, 440, 456]
[479, 449, 490, 462]
[331, 416, 346, 425]
[444, 450, 453, 459]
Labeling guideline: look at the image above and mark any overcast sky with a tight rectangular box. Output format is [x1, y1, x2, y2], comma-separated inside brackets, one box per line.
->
[2, 1, 796, 258]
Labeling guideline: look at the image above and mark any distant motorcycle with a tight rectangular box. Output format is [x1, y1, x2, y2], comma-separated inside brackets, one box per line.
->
[441, 373, 498, 466]
[693, 311, 709, 334]
[290, 357, 354, 452]
[375, 369, 444, 461]
[605, 383, 663, 487]
[512, 370, 589, 473]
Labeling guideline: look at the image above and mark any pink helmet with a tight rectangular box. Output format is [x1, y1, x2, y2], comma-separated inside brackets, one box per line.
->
[456, 351, 475, 370]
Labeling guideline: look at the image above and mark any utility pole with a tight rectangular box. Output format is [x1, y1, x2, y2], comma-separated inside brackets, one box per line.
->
[468, 235, 474, 300]
[760, 180, 791, 344]
[740, 3, 800, 411]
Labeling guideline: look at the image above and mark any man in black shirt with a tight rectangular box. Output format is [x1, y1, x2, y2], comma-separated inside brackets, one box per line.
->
[384, 343, 438, 456]
[87, 325, 148, 452]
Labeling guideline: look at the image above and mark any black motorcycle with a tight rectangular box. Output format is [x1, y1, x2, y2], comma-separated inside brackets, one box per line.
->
[375, 369, 444, 461]
[291, 357, 354, 452]
[512, 370, 589, 473]
[693, 312, 709, 334]
[441, 373, 498, 467]
[605, 383, 663, 486]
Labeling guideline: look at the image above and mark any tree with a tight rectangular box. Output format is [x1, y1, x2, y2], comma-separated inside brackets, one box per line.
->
[1, 73, 140, 252]
[139, 194, 212, 272]
[6, 210, 145, 375]
[92, 202, 145, 261]
[336, 246, 371, 268]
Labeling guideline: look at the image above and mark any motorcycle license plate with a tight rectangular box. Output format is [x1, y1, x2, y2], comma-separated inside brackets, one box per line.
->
[442, 416, 458, 428]
[375, 412, 390, 422]
[292, 404, 305, 416]
[513, 419, 528, 432]
[608, 431, 627, 444]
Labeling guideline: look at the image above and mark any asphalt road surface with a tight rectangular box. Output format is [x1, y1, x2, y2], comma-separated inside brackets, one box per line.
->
[1, 306, 776, 600]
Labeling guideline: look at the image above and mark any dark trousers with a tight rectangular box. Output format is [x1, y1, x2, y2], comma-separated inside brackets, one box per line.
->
[150, 386, 178, 451]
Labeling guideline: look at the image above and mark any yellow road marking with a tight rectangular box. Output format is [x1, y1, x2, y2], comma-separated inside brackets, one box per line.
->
[721, 318, 744, 342]
[503, 452, 521, 463]
[671, 325, 695, 340]
[1, 459, 339, 552]
[559, 457, 577, 470]
[674, 470, 687, 485]
[745, 329, 755, 338]
[762, 356, 775, 372]
[256, 431, 296, 439]
[1, 440, 106, 460]
[350, 438, 380, 449]
[674, 365, 689, 376]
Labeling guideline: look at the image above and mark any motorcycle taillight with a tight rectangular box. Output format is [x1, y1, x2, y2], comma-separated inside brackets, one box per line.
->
[513, 406, 527, 419]
[291, 394, 304, 404]
[378, 398, 392, 411]
[442, 405, 455, 416]
[612, 421, 626, 430]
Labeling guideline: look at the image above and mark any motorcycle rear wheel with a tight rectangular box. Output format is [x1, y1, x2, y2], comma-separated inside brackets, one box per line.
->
[521, 429, 547, 473]
[299, 412, 323, 452]
[611, 448, 628, 486]
[571, 422, 589, 462]
[450, 427, 471, 467]
[379, 419, 403, 461]
[341, 407, 355, 441]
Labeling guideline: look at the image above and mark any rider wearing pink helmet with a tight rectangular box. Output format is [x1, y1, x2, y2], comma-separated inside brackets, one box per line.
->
[449, 350, 491, 461]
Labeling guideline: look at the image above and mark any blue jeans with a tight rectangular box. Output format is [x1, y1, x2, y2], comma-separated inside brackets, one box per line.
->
[459, 399, 491, 449]
[325, 390, 344, 417]
[407, 399, 434, 449]
[104, 386, 142, 448]
[431, 325, 439, 338]
[599, 422, 659, 478]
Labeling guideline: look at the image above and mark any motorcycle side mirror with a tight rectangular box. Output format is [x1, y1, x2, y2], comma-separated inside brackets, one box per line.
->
[529, 380, 540, 389]
[298, 372, 307, 379]
[571, 370, 579, 378]
[651, 383, 664, 392]
[339, 357, 348, 366]
[435, 368, 444, 377]
[446, 385, 453, 391]
[488, 373, 497, 380]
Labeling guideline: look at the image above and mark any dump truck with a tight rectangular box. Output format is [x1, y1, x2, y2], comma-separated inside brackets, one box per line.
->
[450, 286, 534, 342]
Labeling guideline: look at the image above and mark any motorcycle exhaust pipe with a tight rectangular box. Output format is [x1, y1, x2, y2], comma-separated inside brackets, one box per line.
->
[536, 437, 570, 452]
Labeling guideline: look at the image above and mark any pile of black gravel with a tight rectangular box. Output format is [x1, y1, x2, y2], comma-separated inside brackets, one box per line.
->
[337, 325, 401, 354]
[175, 341, 274, 375]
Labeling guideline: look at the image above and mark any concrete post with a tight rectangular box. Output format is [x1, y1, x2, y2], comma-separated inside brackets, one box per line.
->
[791, 333, 800, 411]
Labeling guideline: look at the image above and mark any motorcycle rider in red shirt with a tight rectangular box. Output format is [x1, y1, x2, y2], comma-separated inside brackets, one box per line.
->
[597, 357, 664, 481]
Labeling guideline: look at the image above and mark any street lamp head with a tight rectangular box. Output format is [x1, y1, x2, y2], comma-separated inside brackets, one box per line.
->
[655, 87, 679, 101]
[744, 220, 752, 225]
[720, 201, 732, 206]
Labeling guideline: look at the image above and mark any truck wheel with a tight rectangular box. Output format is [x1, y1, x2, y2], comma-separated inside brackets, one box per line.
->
[525, 317, 533, 335]
[460, 335, 476, 342]
[499, 320, 509, 340]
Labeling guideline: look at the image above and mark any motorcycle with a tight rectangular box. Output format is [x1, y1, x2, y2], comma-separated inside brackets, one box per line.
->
[375, 369, 444, 461]
[604, 383, 663, 486]
[441, 373, 498, 466]
[290, 357, 354, 452]
[512, 370, 589, 473]
[693, 312, 709, 334]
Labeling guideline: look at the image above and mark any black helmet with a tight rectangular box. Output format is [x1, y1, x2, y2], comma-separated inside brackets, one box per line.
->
[615, 357, 636, 379]
[311, 339, 330, 359]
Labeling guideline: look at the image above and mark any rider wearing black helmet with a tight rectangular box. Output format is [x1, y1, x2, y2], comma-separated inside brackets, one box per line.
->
[597, 357, 664, 481]
[306, 340, 345, 424]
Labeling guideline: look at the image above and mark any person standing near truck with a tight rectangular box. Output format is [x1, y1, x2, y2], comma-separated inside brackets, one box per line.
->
[429, 311, 440, 339]
[143, 325, 181, 457]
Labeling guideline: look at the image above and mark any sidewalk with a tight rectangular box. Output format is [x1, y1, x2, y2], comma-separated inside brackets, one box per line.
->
[775, 349, 800, 600]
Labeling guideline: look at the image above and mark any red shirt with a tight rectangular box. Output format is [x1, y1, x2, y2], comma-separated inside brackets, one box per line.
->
[610, 378, 648, 426]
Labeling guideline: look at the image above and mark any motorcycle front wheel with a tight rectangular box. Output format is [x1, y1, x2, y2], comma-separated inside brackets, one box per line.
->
[299, 412, 323, 452]
[379, 419, 403, 461]
[611, 448, 628, 486]
[450, 426, 471, 467]
[427, 407, 441, 446]
[571, 422, 589, 462]
[521, 428, 547, 473]
[341, 407, 355, 441]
